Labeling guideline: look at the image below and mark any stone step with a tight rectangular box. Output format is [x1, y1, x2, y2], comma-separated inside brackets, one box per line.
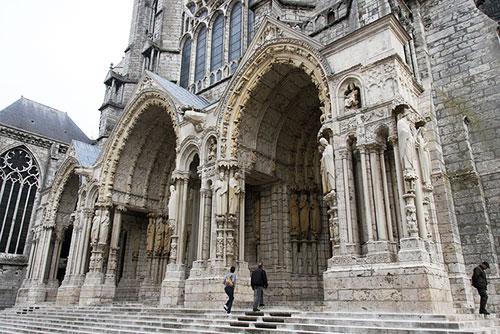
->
[1, 305, 499, 334]
[4, 308, 497, 331]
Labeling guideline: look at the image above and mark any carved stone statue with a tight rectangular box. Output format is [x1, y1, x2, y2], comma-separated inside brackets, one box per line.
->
[253, 197, 260, 241]
[90, 209, 101, 244]
[299, 193, 310, 239]
[289, 193, 300, 239]
[319, 137, 335, 194]
[146, 217, 155, 255]
[344, 83, 361, 109]
[208, 137, 217, 161]
[229, 172, 241, 216]
[182, 107, 206, 132]
[168, 185, 177, 222]
[214, 171, 228, 216]
[163, 221, 173, 257]
[417, 127, 432, 188]
[397, 110, 417, 177]
[98, 210, 110, 244]
[310, 197, 321, 240]
[154, 217, 164, 256]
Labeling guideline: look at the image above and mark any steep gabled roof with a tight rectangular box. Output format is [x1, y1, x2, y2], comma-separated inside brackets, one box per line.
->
[147, 71, 210, 110]
[73, 140, 101, 167]
[0, 97, 91, 144]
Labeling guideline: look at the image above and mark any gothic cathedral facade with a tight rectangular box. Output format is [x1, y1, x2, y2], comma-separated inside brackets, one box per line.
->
[12, 0, 500, 313]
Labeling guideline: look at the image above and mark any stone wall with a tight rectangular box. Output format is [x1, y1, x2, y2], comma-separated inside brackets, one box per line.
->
[422, 0, 500, 312]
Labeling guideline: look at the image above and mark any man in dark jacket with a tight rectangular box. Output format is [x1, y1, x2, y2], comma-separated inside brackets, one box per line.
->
[471, 261, 490, 314]
[251, 262, 268, 312]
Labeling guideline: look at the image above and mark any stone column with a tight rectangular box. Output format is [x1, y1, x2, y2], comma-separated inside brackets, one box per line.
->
[196, 187, 209, 261]
[79, 209, 94, 274]
[177, 176, 190, 264]
[359, 146, 374, 242]
[340, 150, 354, 245]
[102, 205, 126, 302]
[369, 145, 388, 241]
[379, 147, 394, 242]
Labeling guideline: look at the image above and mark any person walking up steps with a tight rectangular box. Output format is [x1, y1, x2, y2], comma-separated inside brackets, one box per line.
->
[472, 261, 491, 315]
[223, 266, 236, 314]
[251, 262, 268, 312]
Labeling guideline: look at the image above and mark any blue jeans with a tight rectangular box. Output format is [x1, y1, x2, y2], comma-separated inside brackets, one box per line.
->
[252, 286, 263, 311]
[225, 286, 234, 313]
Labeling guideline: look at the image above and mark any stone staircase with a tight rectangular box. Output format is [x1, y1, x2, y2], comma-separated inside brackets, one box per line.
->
[0, 304, 499, 334]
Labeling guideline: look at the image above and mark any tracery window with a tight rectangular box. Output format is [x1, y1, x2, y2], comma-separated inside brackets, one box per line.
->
[0, 147, 39, 254]
[210, 15, 224, 72]
[180, 37, 192, 88]
[229, 2, 242, 62]
[195, 26, 207, 81]
[248, 8, 255, 46]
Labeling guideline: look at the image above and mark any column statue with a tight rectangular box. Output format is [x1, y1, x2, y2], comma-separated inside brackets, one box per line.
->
[253, 197, 260, 242]
[289, 193, 300, 239]
[319, 137, 335, 194]
[214, 171, 228, 216]
[310, 197, 321, 240]
[90, 209, 101, 244]
[299, 193, 310, 239]
[228, 172, 241, 216]
[154, 216, 164, 256]
[146, 216, 155, 255]
[98, 210, 111, 244]
[397, 110, 417, 178]
[168, 184, 177, 222]
[416, 127, 432, 188]
[163, 221, 173, 257]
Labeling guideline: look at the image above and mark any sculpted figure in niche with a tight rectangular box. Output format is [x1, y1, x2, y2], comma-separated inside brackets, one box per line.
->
[229, 172, 241, 216]
[208, 137, 217, 161]
[344, 83, 361, 109]
[146, 217, 155, 255]
[310, 196, 321, 240]
[299, 193, 310, 239]
[397, 110, 417, 176]
[168, 185, 177, 222]
[154, 217, 164, 256]
[289, 193, 300, 239]
[253, 197, 260, 242]
[98, 210, 111, 244]
[90, 209, 101, 244]
[416, 127, 432, 188]
[214, 171, 228, 216]
[319, 137, 335, 194]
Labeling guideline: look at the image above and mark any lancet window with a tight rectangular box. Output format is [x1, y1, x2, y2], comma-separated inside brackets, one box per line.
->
[229, 2, 243, 62]
[195, 26, 207, 81]
[210, 15, 224, 72]
[180, 37, 192, 88]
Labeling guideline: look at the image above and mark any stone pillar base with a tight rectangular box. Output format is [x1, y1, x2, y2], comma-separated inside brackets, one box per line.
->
[79, 272, 104, 306]
[16, 280, 48, 305]
[160, 263, 186, 307]
[56, 274, 85, 306]
[184, 260, 253, 309]
[323, 261, 454, 313]
[398, 237, 430, 262]
[138, 278, 161, 304]
[100, 275, 118, 304]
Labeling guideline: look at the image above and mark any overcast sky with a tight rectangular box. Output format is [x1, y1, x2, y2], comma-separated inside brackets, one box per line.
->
[0, 1, 134, 140]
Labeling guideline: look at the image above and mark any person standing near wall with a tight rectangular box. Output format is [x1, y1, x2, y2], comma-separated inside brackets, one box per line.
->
[472, 261, 491, 315]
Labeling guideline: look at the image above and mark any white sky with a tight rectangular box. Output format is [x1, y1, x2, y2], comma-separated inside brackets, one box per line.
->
[0, 1, 134, 140]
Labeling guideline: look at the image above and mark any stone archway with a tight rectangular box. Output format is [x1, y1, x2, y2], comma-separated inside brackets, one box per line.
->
[80, 89, 180, 305]
[218, 40, 333, 304]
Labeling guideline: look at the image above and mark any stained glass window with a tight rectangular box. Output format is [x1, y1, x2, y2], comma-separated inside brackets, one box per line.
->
[0, 147, 39, 254]
[180, 37, 192, 88]
[229, 2, 242, 61]
[195, 27, 207, 81]
[211, 15, 224, 72]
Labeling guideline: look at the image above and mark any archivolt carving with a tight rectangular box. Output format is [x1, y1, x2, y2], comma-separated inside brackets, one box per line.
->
[217, 38, 332, 160]
[44, 157, 79, 227]
[98, 90, 179, 206]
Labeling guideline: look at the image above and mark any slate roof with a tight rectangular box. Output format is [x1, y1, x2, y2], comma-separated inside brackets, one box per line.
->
[147, 71, 210, 110]
[73, 140, 101, 167]
[0, 97, 91, 144]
